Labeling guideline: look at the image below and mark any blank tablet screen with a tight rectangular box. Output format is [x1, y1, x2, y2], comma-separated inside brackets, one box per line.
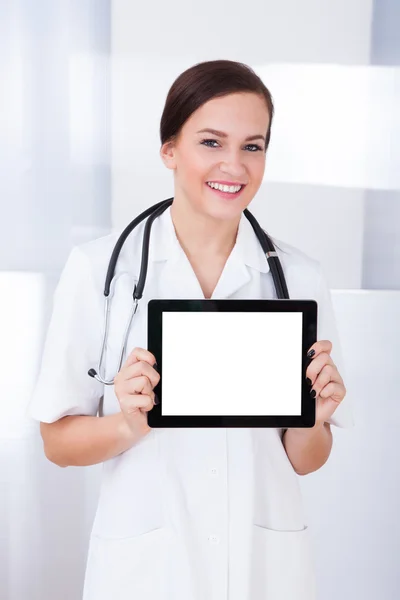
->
[161, 311, 303, 416]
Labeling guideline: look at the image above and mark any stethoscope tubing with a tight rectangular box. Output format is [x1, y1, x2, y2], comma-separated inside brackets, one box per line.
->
[88, 199, 289, 385]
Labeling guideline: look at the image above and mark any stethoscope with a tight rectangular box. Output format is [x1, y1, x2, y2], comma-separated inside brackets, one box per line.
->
[88, 197, 290, 385]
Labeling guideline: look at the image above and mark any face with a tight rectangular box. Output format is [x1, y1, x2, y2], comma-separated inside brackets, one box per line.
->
[160, 92, 270, 221]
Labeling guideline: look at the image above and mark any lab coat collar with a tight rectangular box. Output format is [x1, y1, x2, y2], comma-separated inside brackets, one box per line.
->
[149, 205, 271, 275]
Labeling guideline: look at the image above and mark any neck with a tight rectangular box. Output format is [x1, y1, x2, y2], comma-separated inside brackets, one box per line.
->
[170, 198, 240, 260]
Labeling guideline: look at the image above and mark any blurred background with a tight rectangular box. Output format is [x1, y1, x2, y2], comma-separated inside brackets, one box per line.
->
[0, 0, 399, 598]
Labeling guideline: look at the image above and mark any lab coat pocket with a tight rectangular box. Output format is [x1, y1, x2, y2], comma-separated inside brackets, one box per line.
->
[92, 429, 165, 539]
[249, 524, 317, 600]
[83, 527, 168, 600]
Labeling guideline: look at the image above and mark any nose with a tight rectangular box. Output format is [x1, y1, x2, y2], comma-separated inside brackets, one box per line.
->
[219, 150, 247, 178]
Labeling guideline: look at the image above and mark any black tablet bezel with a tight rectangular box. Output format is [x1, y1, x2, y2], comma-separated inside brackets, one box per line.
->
[147, 299, 317, 428]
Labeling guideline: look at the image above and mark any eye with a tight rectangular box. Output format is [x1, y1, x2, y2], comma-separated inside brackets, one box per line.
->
[200, 139, 264, 152]
[245, 144, 263, 152]
[200, 139, 220, 148]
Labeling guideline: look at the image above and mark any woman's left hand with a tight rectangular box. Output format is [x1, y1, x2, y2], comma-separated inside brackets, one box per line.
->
[306, 340, 346, 426]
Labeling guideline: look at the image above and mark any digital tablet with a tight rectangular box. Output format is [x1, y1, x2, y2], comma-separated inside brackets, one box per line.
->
[147, 299, 317, 428]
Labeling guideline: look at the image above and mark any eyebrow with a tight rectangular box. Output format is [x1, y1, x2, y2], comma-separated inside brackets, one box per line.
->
[196, 128, 266, 143]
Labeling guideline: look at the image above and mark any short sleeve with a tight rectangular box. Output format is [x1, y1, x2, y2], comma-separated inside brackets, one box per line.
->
[27, 246, 104, 423]
[315, 264, 355, 429]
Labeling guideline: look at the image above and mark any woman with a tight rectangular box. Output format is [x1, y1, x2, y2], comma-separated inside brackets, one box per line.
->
[29, 60, 354, 600]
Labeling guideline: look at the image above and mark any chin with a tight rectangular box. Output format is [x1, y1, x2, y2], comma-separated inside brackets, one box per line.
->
[202, 200, 249, 222]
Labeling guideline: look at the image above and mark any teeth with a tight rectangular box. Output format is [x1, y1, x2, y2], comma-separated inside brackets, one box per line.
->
[207, 182, 243, 193]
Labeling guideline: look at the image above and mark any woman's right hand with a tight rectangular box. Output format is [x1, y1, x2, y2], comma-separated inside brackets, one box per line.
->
[114, 347, 160, 441]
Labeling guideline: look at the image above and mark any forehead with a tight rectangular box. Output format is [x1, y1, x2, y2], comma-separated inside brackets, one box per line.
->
[184, 93, 270, 133]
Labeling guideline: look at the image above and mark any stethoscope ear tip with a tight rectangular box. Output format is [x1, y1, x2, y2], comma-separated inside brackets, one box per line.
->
[88, 368, 97, 378]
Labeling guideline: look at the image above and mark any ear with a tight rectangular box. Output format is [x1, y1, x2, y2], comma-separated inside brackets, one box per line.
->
[160, 139, 177, 170]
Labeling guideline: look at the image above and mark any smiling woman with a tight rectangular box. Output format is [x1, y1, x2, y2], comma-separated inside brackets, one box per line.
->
[29, 59, 354, 600]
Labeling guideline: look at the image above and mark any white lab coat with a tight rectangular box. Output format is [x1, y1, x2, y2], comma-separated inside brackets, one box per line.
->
[29, 206, 354, 600]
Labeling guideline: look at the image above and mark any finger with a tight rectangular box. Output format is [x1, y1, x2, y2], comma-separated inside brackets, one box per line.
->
[318, 381, 346, 403]
[124, 375, 154, 397]
[141, 394, 158, 412]
[123, 347, 157, 369]
[307, 340, 333, 359]
[306, 352, 334, 385]
[311, 364, 341, 396]
[121, 394, 155, 414]
[121, 361, 160, 389]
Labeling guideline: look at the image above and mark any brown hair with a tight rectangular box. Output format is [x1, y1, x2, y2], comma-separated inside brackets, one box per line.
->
[160, 60, 274, 152]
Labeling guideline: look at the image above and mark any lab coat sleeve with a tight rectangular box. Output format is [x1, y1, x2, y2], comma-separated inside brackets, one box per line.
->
[27, 246, 104, 423]
[315, 263, 355, 429]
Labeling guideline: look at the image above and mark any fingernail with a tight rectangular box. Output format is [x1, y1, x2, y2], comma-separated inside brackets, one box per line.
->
[154, 362, 158, 372]
[310, 389, 316, 399]
[306, 378, 312, 386]
[307, 349, 315, 358]
[154, 394, 159, 405]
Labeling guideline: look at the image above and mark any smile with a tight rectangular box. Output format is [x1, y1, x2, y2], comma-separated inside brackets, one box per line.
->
[205, 181, 246, 200]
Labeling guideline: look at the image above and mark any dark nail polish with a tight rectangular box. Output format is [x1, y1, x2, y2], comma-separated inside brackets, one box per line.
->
[310, 389, 316, 399]
[154, 362, 158, 372]
[307, 349, 315, 358]
[306, 378, 312, 386]
[154, 394, 159, 405]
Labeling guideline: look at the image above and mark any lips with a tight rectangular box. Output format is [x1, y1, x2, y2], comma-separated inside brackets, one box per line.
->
[205, 182, 246, 200]
[207, 181, 246, 187]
